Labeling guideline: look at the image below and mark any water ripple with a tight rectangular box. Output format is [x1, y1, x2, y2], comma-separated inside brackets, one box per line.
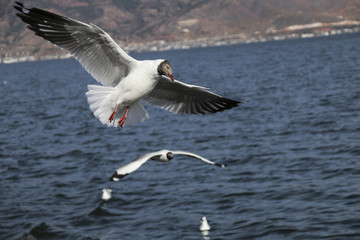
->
[1, 34, 360, 239]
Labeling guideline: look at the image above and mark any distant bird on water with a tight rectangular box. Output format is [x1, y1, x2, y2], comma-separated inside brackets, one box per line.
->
[200, 216, 211, 232]
[102, 188, 112, 201]
[109, 150, 227, 181]
[14, 2, 243, 128]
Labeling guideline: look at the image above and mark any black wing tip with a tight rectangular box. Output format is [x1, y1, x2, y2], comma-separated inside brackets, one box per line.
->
[14, 5, 24, 15]
[109, 172, 128, 181]
[14, 1, 23, 7]
[207, 97, 244, 113]
[227, 97, 250, 106]
[14, 2, 71, 24]
[109, 172, 119, 181]
[184, 97, 246, 115]
[14, 1, 31, 12]
[215, 163, 227, 168]
[13, 5, 22, 12]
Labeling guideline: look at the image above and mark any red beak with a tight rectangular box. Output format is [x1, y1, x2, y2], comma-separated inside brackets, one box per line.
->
[167, 73, 174, 81]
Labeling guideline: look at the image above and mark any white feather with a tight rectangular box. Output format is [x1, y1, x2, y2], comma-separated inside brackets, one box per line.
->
[86, 85, 149, 127]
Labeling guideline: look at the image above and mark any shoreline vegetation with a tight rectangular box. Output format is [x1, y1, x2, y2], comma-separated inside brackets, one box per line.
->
[1, 21, 360, 64]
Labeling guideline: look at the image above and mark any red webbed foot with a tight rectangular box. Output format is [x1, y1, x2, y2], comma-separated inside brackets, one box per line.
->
[118, 107, 129, 128]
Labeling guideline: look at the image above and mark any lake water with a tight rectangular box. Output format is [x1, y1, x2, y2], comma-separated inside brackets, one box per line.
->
[1, 33, 360, 240]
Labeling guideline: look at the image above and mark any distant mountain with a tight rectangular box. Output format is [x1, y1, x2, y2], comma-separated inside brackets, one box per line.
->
[1, 0, 360, 60]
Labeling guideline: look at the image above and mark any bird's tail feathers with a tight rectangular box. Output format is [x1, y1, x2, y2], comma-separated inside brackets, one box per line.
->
[125, 101, 150, 126]
[86, 84, 115, 126]
[86, 85, 149, 127]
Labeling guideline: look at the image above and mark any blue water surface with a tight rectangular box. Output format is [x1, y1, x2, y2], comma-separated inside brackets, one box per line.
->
[1, 33, 360, 240]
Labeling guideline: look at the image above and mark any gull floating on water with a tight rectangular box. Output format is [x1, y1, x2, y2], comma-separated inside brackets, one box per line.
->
[14, 2, 243, 128]
[200, 216, 211, 231]
[102, 188, 112, 201]
[110, 150, 226, 181]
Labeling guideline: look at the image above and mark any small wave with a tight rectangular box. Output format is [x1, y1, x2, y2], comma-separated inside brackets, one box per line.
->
[18, 222, 67, 240]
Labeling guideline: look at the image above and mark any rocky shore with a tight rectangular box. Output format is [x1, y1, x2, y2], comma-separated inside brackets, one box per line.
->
[2, 23, 359, 64]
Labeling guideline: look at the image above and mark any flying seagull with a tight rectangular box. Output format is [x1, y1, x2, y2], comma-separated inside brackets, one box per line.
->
[109, 149, 227, 181]
[14, 2, 243, 128]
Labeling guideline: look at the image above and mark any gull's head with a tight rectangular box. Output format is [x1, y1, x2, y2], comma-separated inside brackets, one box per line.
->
[157, 60, 174, 81]
[166, 152, 174, 160]
[155, 151, 174, 162]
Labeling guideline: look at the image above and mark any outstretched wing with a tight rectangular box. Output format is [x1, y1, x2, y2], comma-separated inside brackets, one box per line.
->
[172, 150, 227, 167]
[144, 77, 242, 114]
[109, 152, 162, 181]
[14, 2, 136, 86]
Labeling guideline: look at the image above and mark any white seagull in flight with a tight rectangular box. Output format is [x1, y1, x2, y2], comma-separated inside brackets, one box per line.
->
[14, 2, 243, 128]
[109, 149, 227, 181]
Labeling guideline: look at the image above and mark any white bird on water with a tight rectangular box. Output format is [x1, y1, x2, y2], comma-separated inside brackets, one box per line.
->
[109, 150, 226, 181]
[200, 216, 211, 231]
[14, 2, 243, 128]
[102, 188, 112, 201]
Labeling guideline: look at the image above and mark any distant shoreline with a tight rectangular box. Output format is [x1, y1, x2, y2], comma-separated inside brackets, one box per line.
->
[1, 27, 359, 64]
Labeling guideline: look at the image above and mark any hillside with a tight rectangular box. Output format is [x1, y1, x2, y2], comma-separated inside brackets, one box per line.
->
[1, 0, 360, 61]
